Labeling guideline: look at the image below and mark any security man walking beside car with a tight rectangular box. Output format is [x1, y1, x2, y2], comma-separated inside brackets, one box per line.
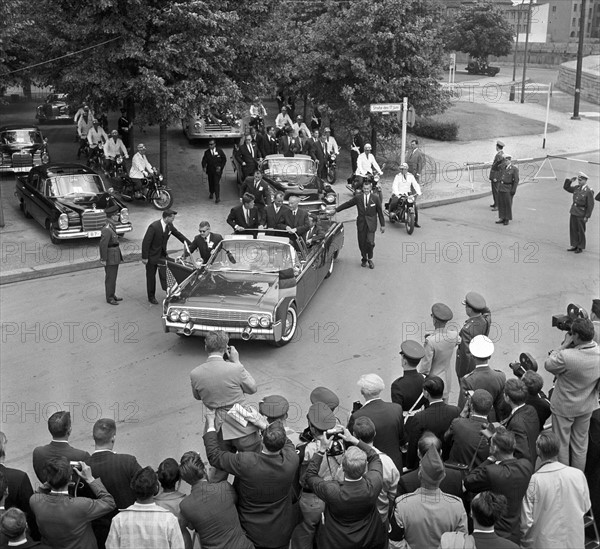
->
[336, 180, 385, 269]
[141, 209, 191, 305]
[564, 171, 595, 253]
[99, 205, 123, 306]
[201, 140, 227, 203]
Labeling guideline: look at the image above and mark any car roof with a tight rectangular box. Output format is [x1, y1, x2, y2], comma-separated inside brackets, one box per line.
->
[0, 125, 41, 131]
[31, 163, 99, 176]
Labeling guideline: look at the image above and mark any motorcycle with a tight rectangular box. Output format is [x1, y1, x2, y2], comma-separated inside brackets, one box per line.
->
[385, 194, 417, 235]
[345, 172, 383, 203]
[86, 145, 105, 170]
[326, 151, 337, 184]
[104, 154, 127, 179]
[113, 167, 174, 210]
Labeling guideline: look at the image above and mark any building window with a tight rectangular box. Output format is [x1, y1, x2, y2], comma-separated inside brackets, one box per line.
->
[573, 3, 577, 12]
[552, 6, 556, 12]
[572, 17, 576, 25]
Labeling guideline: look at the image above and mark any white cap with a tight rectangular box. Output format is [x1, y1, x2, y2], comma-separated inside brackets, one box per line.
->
[469, 335, 495, 358]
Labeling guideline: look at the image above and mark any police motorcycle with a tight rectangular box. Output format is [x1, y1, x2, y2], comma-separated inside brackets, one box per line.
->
[326, 149, 338, 184]
[111, 167, 174, 211]
[385, 192, 417, 235]
[104, 153, 127, 179]
[345, 171, 383, 203]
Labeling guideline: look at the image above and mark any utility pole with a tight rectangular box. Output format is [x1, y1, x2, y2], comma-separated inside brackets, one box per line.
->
[572, 0, 587, 119]
[510, 2, 522, 101]
[520, 0, 533, 104]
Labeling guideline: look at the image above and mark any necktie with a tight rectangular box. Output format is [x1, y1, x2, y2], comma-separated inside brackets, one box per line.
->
[245, 209, 249, 225]
[249, 145, 253, 157]
[365, 194, 369, 208]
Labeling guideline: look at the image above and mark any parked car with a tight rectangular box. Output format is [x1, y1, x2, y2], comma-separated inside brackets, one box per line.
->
[15, 163, 132, 244]
[0, 125, 49, 173]
[162, 223, 344, 346]
[232, 153, 338, 214]
[35, 93, 74, 123]
[182, 107, 245, 142]
[466, 59, 500, 77]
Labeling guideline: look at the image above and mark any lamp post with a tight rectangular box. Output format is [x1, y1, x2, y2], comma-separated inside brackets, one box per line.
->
[572, 0, 587, 119]
[509, 2, 522, 101]
[520, 0, 533, 104]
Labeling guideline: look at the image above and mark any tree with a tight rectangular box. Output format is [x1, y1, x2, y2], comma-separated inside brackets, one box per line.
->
[445, 2, 514, 64]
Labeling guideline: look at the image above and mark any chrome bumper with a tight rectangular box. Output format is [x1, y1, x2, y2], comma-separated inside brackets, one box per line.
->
[162, 317, 282, 341]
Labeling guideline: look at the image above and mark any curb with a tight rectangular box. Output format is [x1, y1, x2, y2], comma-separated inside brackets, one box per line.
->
[420, 189, 491, 210]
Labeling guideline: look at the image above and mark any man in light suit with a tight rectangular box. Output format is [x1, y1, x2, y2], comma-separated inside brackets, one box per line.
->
[99, 206, 123, 306]
[265, 192, 289, 229]
[141, 210, 190, 304]
[417, 303, 458, 401]
[235, 134, 260, 179]
[545, 317, 600, 471]
[184, 221, 223, 264]
[226, 193, 264, 231]
[201, 140, 227, 203]
[336, 180, 385, 269]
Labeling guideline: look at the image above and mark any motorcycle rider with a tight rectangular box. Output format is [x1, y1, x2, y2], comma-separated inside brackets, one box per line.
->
[103, 130, 129, 173]
[76, 106, 95, 158]
[388, 162, 422, 228]
[249, 97, 267, 129]
[129, 143, 153, 199]
[322, 127, 340, 156]
[354, 143, 383, 188]
[87, 119, 108, 163]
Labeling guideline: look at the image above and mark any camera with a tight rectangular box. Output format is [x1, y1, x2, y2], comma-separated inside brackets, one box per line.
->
[508, 352, 538, 378]
[325, 425, 345, 456]
[481, 422, 500, 441]
[70, 461, 82, 471]
[552, 303, 587, 332]
[223, 346, 231, 360]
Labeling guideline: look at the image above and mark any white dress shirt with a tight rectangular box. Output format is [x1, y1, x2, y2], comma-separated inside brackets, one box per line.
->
[275, 113, 293, 129]
[356, 152, 382, 176]
[129, 152, 153, 178]
[323, 136, 340, 155]
[87, 126, 108, 148]
[392, 172, 421, 196]
[103, 137, 129, 159]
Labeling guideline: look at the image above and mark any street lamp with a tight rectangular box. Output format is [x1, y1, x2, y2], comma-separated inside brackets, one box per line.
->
[510, 1, 523, 101]
[520, 0, 534, 104]
[572, 0, 587, 119]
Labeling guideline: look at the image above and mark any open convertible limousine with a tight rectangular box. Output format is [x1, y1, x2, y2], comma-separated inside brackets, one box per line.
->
[162, 219, 344, 346]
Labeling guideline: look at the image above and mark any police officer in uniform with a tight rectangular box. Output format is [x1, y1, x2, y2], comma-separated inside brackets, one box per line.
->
[258, 395, 299, 446]
[455, 292, 492, 381]
[310, 387, 340, 413]
[458, 336, 507, 421]
[489, 140, 504, 210]
[391, 340, 427, 413]
[564, 171, 595, 253]
[99, 205, 123, 305]
[496, 152, 519, 225]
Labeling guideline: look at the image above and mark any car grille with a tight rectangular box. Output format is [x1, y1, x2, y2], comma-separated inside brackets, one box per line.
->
[12, 152, 33, 168]
[204, 123, 234, 133]
[189, 309, 251, 323]
[82, 210, 107, 231]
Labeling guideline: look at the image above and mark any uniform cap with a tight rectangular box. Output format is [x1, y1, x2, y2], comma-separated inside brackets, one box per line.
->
[578, 171, 589, 180]
[420, 445, 446, 484]
[504, 151, 512, 159]
[431, 302, 453, 322]
[496, 140, 505, 148]
[469, 335, 495, 358]
[307, 402, 336, 430]
[462, 291, 486, 311]
[400, 340, 426, 361]
[105, 205, 120, 216]
[310, 386, 340, 410]
[258, 395, 289, 419]
[137, 144, 146, 150]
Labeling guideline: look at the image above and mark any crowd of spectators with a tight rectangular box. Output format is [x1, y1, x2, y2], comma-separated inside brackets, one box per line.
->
[0, 309, 599, 548]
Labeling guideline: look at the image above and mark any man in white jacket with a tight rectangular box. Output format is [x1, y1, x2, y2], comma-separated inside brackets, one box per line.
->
[129, 143, 153, 198]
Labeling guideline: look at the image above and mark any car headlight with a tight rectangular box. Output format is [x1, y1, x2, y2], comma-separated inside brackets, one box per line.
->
[119, 208, 129, 222]
[58, 213, 68, 230]
[407, 196, 414, 203]
[248, 315, 259, 328]
[41, 152, 50, 163]
[168, 309, 180, 322]
[116, 156, 123, 165]
[179, 310, 190, 323]
[259, 315, 271, 328]
[325, 193, 336, 204]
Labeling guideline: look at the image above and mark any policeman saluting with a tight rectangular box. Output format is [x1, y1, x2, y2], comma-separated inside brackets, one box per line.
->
[99, 205, 123, 305]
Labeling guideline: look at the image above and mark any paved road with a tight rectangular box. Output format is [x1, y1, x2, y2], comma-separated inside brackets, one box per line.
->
[2, 156, 598, 479]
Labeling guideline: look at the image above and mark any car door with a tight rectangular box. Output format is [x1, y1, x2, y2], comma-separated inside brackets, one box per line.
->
[293, 243, 320, 314]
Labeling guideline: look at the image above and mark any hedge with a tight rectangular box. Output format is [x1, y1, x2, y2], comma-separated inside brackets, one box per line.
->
[413, 118, 459, 141]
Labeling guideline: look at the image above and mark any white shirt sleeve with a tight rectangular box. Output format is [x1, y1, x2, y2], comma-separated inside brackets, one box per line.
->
[408, 173, 422, 195]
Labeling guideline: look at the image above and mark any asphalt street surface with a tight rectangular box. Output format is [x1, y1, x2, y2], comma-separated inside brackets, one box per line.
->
[2, 154, 598, 480]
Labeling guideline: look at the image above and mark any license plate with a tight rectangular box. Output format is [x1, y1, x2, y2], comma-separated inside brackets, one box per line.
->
[87, 231, 101, 238]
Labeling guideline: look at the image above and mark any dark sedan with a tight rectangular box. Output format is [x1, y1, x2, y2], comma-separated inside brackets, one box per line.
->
[36, 93, 74, 123]
[15, 163, 132, 244]
[0, 125, 49, 173]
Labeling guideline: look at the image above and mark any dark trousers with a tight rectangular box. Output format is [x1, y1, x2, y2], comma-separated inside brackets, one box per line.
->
[498, 191, 513, 220]
[210, 430, 262, 482]
[351, 151, 359, 174]
[569, 215, 587, 249]
[104, 264, 119, 301]
[146, 261, 167, 299]
[207, 170, 222, 198]
[357, 226, 376, 260]
[490, 179, 499, 205]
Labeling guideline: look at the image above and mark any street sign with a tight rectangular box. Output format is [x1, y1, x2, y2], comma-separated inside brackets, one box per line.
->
[370, 103, 403, 113]
[396, 105, 416, 127]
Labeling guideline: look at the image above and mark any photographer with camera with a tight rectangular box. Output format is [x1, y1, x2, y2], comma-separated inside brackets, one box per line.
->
[521, 371, 551, 430]
[545, 317, 600, 471]
[304, 425, 386, 549]
[501, 379, 540, 464]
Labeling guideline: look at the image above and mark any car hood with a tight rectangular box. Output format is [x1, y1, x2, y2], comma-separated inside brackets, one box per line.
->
[264, 174, 320, 190]
[174, 270, 281, 309]
[54, 192, 113, 212]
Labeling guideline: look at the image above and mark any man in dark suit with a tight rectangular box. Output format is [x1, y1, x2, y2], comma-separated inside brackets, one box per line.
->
[501, 379, 540, 464]
[347, 374, 406, 472]
[185, 221, 223, 264]
[405, 376, 459, 469]
[32, 411, 90, 484]
[391, 340, 427, 413]
[235, 134, 260, 179]
[30, 457, 115, 549]
[521, 371, 551, 430]
[305, 130, 326, 179]
[84, 419, 141, 549]
[304, 214, 326, 248]
[406, 138, 425, 183]
[201, 140, 227, 203]
[282, 195, 310, 238]
[0, 432, 38, 541]
[445, 389, 492, 468]
[99, 206, 122, 306]
[396, 432, 464, 498]
[335, 180, 385, 269]
[278, 127, 301, 156]
[240, 170, 271, 216]
[305, 429, 386, 549]
[141, 209, 190, 305]
[260, 126, 279, 157]
[471, 491, 519, 549]
[0, 508, 50, 548]
[464, 427, 533, 545]
[265, 192, 289, 230]
[204, 419, 298, 549]
[489, 140, 505, 210]
[226, 193, 264, 231]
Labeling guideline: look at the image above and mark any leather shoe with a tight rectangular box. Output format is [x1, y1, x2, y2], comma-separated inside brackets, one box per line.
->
[490, 204, 496, 208]
[209, 193, 214, 199]
[567, 247, 577, 251]
[414, 223, 421, 228]
[112, 296, 123, 301]
[491, 207, 498, 211]
[361, 259, 367, 268]
[574, 248, 583, 254]
[107, 299, 119, 306]
[148, 297, 159, 304]
[503, 220, 509, 225]
[495, 220, 504, 224]
[368, 260, 375, 269]
[215, 199, 221, 204]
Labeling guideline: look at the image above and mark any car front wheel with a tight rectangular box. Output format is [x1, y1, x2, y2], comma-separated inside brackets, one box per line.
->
[273, 304, 297, 347]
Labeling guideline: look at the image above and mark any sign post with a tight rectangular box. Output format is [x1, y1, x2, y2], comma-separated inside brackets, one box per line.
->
[400, 97, 409, 165]
[449, 53, 456, 84]
[370, 100, 414, 164]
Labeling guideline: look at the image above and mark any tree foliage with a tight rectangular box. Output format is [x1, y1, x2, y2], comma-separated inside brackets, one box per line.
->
[445, 2, 514, 62]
